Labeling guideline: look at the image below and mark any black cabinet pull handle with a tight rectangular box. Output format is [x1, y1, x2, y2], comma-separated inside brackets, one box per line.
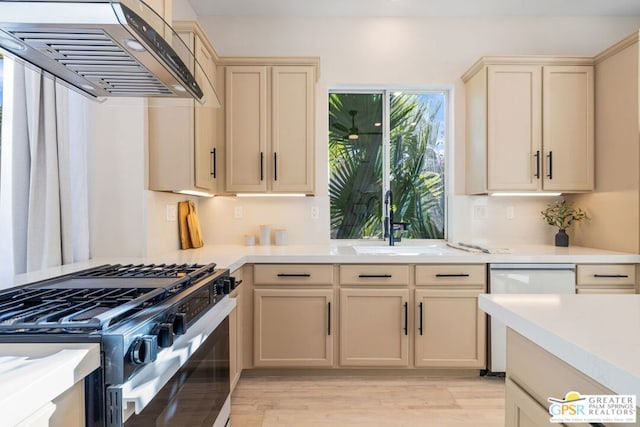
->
[534, 150, 540, 179]
[435, 274, 470, 278]
[547, 151, 553, 179]
[358, 274, 392, 278]
[211, 148, 217, 178]
[593, 274, 629, 278]
[276, 273, 311, 277]
[418, 302, 423, 336]
[403, 302, 408, 336]
[327, 302, 331, 336]
[260, 152, 264, 181]
[274, 152, 278, 181]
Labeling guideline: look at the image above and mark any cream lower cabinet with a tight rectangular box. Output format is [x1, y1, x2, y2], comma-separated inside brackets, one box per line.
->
[414, 264, 486, 368]
[229, 267, 244, 391]
[224, 62, 316, 194]
[339, 288, 410, 366]
[253, 289, 333, 367]
[506, 378, 565, 427]
[414, 288, 485, 368]
[576, 264, 636, 294]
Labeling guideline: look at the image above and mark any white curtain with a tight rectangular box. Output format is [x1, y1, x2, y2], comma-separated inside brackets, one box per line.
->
[0, 59, 90, 285]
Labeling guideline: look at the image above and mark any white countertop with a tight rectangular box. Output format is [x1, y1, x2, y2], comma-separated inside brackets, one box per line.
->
[0, 343, 100, 426]
[12, 242, 639, 287]
[479, 294, 640, 397]
[1, 243, 638, 423]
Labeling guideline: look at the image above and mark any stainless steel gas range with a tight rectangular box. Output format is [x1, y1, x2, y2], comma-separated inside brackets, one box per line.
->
[0, 263, 237, 427]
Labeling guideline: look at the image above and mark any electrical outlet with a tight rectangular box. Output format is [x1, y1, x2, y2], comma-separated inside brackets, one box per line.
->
[166, 204, 177, 222]
[506, 206, 515, 220]
[311, 206, 319, 220]
[473, 206, 487, 220]
[234, 206, 243, 219]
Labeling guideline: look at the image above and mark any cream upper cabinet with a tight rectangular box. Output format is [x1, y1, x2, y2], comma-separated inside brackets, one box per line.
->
[542, 66, 594, 191]
[148, 22, 221, 195]
[225, 66, 268, 192]
[224, 62, 317, 194]
[463, 57, 594, 194]
[142, 0, 172, 23]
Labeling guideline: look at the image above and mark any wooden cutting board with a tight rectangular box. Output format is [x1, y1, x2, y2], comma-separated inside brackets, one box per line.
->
[186, 201, 204, 248]
[178, 201, 192, 249]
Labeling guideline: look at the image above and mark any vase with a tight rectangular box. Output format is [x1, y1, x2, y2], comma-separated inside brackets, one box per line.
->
[555, 229, 569, 247]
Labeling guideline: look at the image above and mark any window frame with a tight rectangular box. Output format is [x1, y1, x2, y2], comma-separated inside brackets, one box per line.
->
[328, 87, 451, 241]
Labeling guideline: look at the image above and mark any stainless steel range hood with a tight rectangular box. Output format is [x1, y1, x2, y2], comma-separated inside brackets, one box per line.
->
[0, 0, 220, 104]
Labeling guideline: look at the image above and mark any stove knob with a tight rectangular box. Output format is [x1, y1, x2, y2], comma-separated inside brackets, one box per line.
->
[172, 312, 187, 335]
[130, 335, 158, 365]
[156, 323, 174, 348]
[215, 280, 224, 295]
[222, 278, 231, 294]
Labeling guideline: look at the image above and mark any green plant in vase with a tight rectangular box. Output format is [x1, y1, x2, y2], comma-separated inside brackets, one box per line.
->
[541, 200, 588, 247]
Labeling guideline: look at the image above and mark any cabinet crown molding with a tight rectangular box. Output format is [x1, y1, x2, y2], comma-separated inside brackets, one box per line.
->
[461, 55, 594, 82]
[594, 30, 640, 64]
[173, 20, 220, 62]
[220, 57, 321, 80]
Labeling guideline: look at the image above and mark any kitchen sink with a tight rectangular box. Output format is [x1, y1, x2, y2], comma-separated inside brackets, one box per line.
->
[352, 245, 444, 256]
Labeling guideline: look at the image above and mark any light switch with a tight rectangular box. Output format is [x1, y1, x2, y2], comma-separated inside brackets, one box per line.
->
[234, 206, 243, 219]
[166, 204, 177, 222]
[311, 206, 319, 220]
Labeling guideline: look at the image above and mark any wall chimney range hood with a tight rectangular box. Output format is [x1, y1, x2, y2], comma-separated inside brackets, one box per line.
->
[0, 0, 220, 104]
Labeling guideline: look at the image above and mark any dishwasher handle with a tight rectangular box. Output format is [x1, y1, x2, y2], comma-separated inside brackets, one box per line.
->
[489, 263, 575, 271]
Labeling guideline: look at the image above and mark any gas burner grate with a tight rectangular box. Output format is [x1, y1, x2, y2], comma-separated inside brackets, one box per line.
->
[0, 286, 162, 332]
[76, 263, 214, 279]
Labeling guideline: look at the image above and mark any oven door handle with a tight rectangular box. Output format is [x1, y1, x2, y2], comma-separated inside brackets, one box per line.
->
[113, 297, 236, 420]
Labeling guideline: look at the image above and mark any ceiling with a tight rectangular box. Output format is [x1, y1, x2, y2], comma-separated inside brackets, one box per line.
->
[188, 0, 640, 17]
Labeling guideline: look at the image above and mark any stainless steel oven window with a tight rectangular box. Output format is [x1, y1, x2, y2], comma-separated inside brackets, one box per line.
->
[124, 317, 230, 426]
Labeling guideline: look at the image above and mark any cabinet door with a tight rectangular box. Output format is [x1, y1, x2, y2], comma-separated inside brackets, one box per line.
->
[339, 289, 409, 366]
[271, 66, 315, 193]
[487, 65, 542, 191]
[414, 289, 485, 368]
[147, 30, 196, 193]
[543, 66, 594, 191]
[225, 66, 268, 192]
[506, 378, 564, 427]
[254, 289, 333, 367]
[194, 34, 217, 192]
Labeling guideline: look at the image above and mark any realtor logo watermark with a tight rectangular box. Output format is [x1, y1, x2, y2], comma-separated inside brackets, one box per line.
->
[548, 391, 636, 423]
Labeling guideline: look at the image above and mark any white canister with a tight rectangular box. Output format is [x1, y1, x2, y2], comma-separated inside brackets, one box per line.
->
[244, 235, 256, 246]
[259, 225, 271, 246]
[274, 229, 288, 246]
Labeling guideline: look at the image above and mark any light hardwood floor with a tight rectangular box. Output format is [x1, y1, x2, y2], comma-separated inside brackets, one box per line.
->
[231, 374, 505, 426]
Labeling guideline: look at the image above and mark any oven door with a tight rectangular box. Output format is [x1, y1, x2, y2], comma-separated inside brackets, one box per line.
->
[107, 298, 235, 427]
[125, 317, 230, 427]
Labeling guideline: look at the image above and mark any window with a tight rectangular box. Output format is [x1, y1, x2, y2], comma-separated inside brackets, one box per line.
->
[329, 90, 446, 240]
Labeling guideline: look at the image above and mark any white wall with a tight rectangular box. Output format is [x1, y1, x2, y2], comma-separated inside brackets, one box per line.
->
[193, 15, 640, 246]
[85, 14, 640, 254]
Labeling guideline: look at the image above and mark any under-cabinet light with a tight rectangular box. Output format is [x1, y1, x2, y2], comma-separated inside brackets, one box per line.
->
[175, 190, 214, 198]
[489, 192, 562, 197]
[236, 193, 308, 198]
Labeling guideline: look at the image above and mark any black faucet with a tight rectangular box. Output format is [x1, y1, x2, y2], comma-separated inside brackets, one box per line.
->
[384, 190, 396, 246]
[384, 190, 408, 246]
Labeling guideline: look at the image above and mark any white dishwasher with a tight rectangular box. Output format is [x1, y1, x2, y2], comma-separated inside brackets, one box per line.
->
[488, 263, 576, 373]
